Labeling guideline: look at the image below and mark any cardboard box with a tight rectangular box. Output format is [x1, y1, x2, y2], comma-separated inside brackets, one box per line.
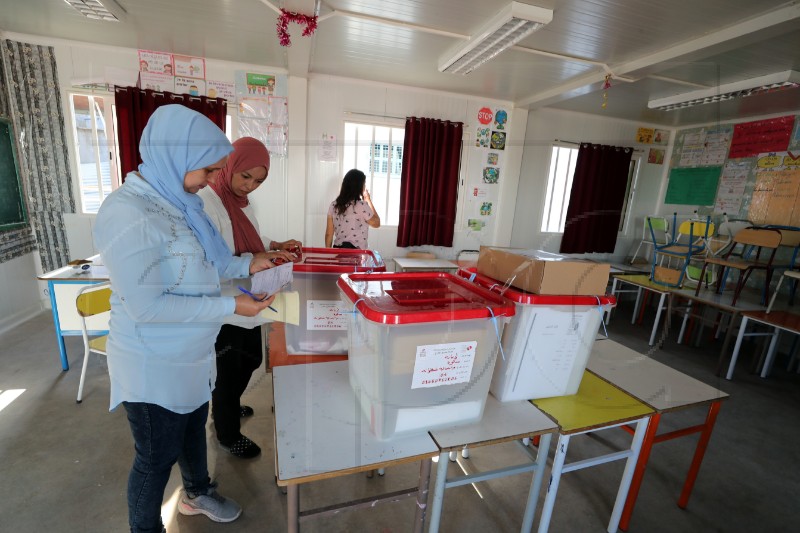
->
[477, 248, 610, 295]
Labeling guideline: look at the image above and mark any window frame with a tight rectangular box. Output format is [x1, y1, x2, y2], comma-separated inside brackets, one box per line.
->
[540, 143, 579, 233]
[342, 119, 405, 226]
[68, 92, 121, 214]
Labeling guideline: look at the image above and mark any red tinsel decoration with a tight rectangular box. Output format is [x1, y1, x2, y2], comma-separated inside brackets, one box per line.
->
[277, 8, 318, 47]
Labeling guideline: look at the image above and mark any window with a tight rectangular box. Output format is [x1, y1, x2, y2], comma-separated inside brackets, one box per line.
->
[540, 144, 638, 233]
[69, 94, 120, 214]
[343, 122, 404, 226]
[541, 145, 578, 232]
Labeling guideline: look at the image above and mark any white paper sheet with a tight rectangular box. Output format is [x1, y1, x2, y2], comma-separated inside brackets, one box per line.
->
[250, 261, 293, 296]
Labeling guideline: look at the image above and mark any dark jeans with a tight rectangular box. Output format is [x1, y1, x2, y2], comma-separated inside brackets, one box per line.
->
[123, 401, 212, 533]
[212, 324, 263, 444]
[333, 241, 357, 249]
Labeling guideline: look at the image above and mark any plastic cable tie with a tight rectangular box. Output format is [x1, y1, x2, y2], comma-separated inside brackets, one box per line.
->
[487, 306, 506, 361]
[468, 272, 477, 283]
[595, 295, 610, 338]
[350, 297, 365, 314]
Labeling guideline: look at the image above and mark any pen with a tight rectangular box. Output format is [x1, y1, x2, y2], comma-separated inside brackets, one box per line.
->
[237, 286, 278, 312]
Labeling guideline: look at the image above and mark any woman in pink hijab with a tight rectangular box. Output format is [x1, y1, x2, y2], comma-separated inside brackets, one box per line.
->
[200, 137, 301, 458]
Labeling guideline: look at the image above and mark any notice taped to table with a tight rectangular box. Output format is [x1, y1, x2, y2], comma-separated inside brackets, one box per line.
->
[307, 300, 347, 330]
[411, 341, 477, 389]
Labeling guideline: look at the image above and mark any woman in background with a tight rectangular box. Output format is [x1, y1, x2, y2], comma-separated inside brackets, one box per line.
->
[94, 105, 275, 532]
[325, 168, 380, 248]
[200, 137, 301, 459]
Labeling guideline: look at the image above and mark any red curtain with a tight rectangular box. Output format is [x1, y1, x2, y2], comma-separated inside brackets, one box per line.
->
[559, 143, 633, 254]
[114, 86, 227, 180]
[397, 117, 463, 247]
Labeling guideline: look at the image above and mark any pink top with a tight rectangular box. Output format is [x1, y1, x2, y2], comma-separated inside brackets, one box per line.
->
[328, 200, 374, 249]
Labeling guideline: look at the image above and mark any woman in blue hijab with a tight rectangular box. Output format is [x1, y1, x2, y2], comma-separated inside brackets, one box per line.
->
[94, 105, 275, 532]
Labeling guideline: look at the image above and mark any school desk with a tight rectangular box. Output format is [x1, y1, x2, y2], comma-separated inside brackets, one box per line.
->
[393, 257, 459, 273]
[271, 361, 438, 533]
[727, 309, 800, 380]
[607, 274, 674, 346]
[587, 338, 729, 531]
[426, 396, 557, 533]
[532, 371, 654, 533]
[37, 255, 108, 370]
[673, 287, 765, 374]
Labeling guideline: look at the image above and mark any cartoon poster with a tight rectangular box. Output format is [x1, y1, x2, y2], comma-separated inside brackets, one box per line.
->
[648, 148, 665, 165]
[467, 219, 486, 231]
[245, 72, 276, 96]
[173, 54, 206, 79]
[482, 167, 499, 184]
[487, 152, 498, 165]
[471, 186, 488, 198]
[137, 50, 173, 74]
[494, 109, 508, 130]
[480, 202, 493, 216]
[174, 77, 205, 96]
[476, 127, 490, 147]
[490, 131, 506, 150]
[206, 80, 235, 101]
[653, 129, 669, 145]
[139, 72, 174, 93]
[636, 128, 654, 144]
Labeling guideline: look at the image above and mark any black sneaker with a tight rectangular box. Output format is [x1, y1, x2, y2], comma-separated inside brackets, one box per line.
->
[239, 405, 254, 418]
[222, 435, 261, 459]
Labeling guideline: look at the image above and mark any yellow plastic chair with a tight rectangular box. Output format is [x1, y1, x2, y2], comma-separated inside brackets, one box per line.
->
[75, 282, 111, 403]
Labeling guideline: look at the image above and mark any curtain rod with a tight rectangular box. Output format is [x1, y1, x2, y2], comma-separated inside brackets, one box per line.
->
[114, 86, 219, 103]
[555, 139, 645, 153]
[344, 111, 405, 121]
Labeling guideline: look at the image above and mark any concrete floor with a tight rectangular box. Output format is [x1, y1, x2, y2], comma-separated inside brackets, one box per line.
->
[1, 298, 799, 532]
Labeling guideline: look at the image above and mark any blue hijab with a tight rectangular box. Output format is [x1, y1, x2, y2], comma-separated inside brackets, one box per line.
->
[138, 105, 234, 266]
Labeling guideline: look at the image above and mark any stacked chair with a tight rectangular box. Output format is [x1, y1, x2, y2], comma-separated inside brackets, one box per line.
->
[649, 213, 714, 288]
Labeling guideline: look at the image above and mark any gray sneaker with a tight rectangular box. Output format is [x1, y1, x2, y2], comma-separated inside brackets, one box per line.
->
[178, 487, 242, 523]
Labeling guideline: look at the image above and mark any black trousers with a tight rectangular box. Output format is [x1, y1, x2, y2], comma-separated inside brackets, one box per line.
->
[211, 324, 263, 445]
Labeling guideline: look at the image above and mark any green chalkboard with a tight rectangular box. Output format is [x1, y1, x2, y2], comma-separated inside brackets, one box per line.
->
[664, 166, 722, 206]
[0, 118, 27, 230]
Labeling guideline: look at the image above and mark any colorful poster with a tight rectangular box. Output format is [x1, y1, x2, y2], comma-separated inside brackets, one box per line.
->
[653, 129, 669, 145]
[487, 152, 498, 165]
[477, 107, 493, 125]
[476, 127, 490, 147]
[480, 202, 493, 215]
[490, 131, 506, 150]
[173, 54, 206, 79]
[411, 341, 477, 389]
[636, 128, 654, 144]
[494, 109, 508, 130]
[471, 186, 488, 198]
[245, 72, 276, 95]
[138, 72, 174, 92]
[467, 219, 486, 231]
[482, 167, 499, 184]
[647, 148, 665, 165]
[679, 131, 706, 167]
[137, 50, 173, 74]
[699, 128, 732, 166]
[206, 80, 235, 101]
[174, 77, 205, 96]
[729, 115, 795, 159]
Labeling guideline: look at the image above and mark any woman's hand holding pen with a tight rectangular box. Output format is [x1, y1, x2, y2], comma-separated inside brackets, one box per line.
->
[234, 293, 275, 316]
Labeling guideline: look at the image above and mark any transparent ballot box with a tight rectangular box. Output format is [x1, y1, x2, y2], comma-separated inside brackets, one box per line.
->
[284, 247, 385, 355]
[460, 268, 615, 401]
[338, 272, 515, 440]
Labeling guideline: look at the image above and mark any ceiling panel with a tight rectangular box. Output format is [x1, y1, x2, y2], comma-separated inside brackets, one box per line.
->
[0, 0, 799, 126]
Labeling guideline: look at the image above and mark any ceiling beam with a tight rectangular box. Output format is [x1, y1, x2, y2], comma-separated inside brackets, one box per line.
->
[516, 1, 800, 109]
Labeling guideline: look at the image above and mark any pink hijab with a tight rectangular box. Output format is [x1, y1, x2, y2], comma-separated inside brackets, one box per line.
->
[208, 137, 270, 255]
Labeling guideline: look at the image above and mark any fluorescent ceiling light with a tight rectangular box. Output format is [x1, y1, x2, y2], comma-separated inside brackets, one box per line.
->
[63, 0, 126, 22]
[439, 2, 553, 75]
[648, 70, 800, 111]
